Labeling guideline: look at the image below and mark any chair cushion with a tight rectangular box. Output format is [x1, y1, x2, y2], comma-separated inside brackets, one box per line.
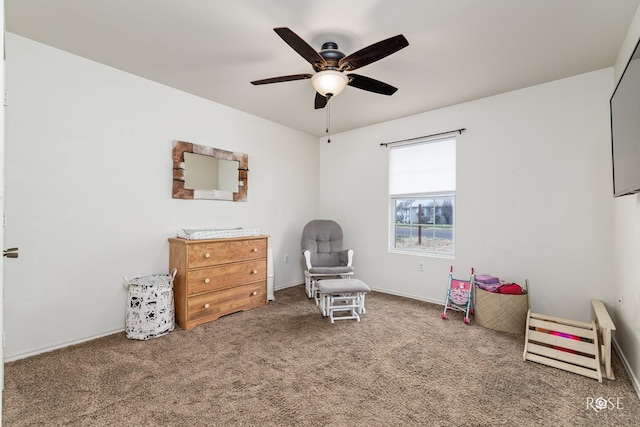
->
[317, 279, 370, 294]
[302, 220, 346, 267]
[309, 266, 355, 275]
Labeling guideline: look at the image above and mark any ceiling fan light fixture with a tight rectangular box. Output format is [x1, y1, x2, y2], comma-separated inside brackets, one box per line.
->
[311, 70, 349, 97]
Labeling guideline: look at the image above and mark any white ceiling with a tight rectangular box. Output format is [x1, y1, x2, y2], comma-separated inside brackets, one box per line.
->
[6, 0, 640, 136]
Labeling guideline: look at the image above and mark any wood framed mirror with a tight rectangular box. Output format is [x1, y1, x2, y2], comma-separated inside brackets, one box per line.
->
[172, 140, 248, 201]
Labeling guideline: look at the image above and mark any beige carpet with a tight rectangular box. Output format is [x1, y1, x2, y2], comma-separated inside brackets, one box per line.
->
[3, 285, 639, 426]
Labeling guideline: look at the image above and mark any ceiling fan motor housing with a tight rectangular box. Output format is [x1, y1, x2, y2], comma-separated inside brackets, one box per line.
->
[315, 42, 345, 71]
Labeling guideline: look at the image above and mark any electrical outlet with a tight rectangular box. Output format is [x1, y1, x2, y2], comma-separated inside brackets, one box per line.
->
[418, 261, 424, 272]
[284, 253, 289, 263]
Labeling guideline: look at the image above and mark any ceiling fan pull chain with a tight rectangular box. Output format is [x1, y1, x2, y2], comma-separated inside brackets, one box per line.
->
[326, 98, 331, 143]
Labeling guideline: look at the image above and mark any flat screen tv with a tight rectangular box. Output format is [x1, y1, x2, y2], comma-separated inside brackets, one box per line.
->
[611, 36, 640, 197]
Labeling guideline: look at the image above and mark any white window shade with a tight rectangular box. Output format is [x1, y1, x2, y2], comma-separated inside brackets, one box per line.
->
[389, 137, 456, 194]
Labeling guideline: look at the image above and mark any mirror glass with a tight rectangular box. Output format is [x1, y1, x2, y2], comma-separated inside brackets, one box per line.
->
[183, 152, 240, 193]
[172, 140, 248, 201]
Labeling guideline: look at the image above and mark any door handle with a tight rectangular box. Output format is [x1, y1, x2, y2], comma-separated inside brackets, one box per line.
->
[3, 247, 18, 258]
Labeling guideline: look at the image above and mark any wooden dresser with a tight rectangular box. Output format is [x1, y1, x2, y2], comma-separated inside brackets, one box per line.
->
[169, 235, 269, 330]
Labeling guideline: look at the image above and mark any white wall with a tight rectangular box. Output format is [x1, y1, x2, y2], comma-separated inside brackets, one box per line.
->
[3, 33, 319, 360]
[612, 5, 640, 396]
[320, 68, 614, 324]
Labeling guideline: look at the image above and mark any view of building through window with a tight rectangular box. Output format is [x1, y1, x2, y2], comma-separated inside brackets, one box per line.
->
[393, 196, 455, 254]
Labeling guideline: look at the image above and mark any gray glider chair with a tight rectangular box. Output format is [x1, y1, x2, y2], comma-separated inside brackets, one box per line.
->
[302, 219, 354, 301]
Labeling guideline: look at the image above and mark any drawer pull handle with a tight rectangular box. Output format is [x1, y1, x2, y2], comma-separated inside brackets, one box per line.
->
[204, 303, 210, 309]
[205, 253, 211, 259]
[252, 248, 258, 253]
[251, 291, 257, 296]
[252, 270, 258, 274]
[204, 278, 210, 284]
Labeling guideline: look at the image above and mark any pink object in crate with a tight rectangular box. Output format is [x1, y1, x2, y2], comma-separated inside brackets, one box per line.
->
[499, 283, 523, 295]
[475, 274, 501, 292]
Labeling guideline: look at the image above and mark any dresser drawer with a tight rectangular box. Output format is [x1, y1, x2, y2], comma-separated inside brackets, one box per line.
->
[187, 282, 266, 322]
[187, 260, 267, 295]
[187, 238, 267, 268]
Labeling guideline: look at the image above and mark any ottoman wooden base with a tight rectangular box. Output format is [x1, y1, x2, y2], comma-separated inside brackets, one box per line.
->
[316, 279, 370, 323]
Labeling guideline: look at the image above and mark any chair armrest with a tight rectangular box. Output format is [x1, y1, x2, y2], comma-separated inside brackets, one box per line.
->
[339, 249, 354, 266]
[303, 250, 313, 270]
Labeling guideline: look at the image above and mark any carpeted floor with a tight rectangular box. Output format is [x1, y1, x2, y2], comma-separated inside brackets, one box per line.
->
[3, 285, 639, 426]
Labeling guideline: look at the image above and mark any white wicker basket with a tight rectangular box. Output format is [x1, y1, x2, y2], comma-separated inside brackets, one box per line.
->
[474, 280, 529, 334]
[124, 269, 176, 340]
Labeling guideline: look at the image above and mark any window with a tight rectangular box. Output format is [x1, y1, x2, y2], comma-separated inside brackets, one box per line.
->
[389, 137, 456, 256]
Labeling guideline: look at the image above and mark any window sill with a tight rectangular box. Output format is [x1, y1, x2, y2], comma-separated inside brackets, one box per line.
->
[389, 249, 455, 260]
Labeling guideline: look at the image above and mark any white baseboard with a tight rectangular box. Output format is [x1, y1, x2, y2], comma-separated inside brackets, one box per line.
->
[4, 328, 123, 362]
[368, 287, 445, 307]
[273, 282, 305, 292]
[612, 337, 640, 400]
[275, 281, 448, 308]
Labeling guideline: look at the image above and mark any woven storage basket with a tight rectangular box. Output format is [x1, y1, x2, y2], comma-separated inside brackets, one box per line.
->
[124, 269, 176, 340]
[474, 280, 529, 334]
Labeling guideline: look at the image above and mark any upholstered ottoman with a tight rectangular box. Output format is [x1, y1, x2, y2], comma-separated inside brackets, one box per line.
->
[316, 278, 370, 323]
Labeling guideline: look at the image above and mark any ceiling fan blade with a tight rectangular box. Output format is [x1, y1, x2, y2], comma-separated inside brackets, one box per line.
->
[338, 34, 409, 71]
[274, 27, 327, 70]
[251, 74, 313, 85]
[347, 74, 398, 95]
[314, 92, 328, 109]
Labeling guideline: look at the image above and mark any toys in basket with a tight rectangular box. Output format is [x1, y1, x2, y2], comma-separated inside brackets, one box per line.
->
[475, 274, 501, 292]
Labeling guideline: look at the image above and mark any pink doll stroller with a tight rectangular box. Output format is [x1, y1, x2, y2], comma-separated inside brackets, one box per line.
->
[441, 266, 474, 324]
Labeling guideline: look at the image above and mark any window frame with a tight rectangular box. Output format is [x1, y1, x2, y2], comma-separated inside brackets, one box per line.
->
[388, 136, 456, 258]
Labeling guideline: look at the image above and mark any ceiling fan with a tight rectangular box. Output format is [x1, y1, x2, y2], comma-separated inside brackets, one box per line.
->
[251, 27, 409, 109]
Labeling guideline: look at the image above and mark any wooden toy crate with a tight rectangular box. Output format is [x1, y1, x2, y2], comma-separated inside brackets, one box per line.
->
[523, 310, 601, 382]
